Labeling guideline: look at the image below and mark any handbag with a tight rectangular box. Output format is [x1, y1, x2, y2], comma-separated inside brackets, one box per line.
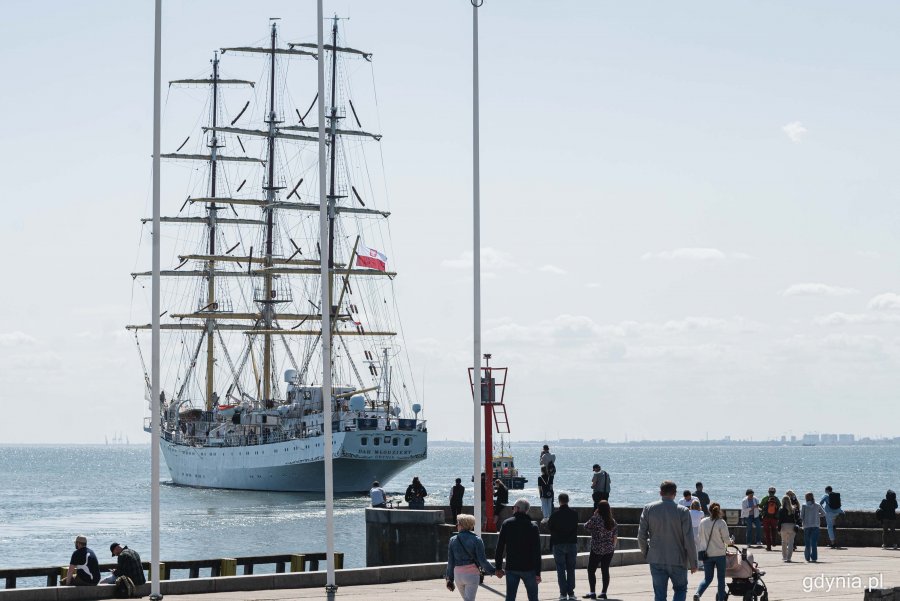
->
[698, 518, 717, 562]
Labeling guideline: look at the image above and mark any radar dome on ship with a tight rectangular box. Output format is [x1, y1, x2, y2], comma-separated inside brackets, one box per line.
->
[390, 406, 401, 416]
[349, 395, 366, 412]
[284, 369, 298, 383]
[412, 403, 421, 415]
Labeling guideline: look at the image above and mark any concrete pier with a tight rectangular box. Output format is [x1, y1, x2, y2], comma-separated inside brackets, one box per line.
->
[15, 545, 891, 600]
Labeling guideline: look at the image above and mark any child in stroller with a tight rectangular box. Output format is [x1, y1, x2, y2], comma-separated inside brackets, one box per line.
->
[724, 545, 768, 601]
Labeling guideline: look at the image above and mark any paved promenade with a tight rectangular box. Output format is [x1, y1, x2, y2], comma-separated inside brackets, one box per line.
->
[166, 546, 898, 601]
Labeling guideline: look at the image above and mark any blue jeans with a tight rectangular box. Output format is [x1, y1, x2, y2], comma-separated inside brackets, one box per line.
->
[504, 569, 539, 601]
[541, 497, 554, 519]
[745, 516, 761, 544]
[553, 543, 577, 595]
[649, 563, 688, 601]
[823, 510, 841, 543]
[695, 555, 726, 600]
[804, 526, 820, 561]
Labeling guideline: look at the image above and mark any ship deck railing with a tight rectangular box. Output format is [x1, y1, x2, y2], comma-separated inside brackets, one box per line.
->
[162, 417, 426, 448]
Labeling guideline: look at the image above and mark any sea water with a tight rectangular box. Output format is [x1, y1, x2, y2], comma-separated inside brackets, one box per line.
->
[1, 443, 897, 580]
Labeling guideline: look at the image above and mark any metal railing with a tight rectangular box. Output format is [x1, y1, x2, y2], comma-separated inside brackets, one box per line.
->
[0, 551, 343, 589]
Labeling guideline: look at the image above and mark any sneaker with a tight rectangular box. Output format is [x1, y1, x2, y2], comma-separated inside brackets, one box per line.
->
[598, 595, 607, 600]
[568, 595, 577, 600]
[693, 595, 700, 601]
[559, 595, 567, 601]
[883, 544, 887, 549]
[582, 595, 595, 599]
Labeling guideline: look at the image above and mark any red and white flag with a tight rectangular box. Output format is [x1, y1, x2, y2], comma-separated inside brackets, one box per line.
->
[356, 243, 387, 271]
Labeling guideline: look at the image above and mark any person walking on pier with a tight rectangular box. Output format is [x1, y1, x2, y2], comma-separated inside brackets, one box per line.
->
[820, 485, 844, 548]
[450, 478, 466, 524]
[778, 496, 797, 562]
[800, 491, 826, 562]
[878, 489, 897, 549]
[591, 464, 611, 507]
[495, 498, 542, 601]
[538, 466, 554, 523]
[758, 487, 780, 551]
[63, 535, 100, 586]
[405, 476, 428, 510]
[549, 493, 579, 601]
[584, 500, 617, 600]
[638, 480, 698, 601]
[693, 502, 730, 601]
[446, 514, 496, 601]
[741, 489, 761, 546]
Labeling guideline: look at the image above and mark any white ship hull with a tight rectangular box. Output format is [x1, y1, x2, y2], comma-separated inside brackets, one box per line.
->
[160, 429, 427, 492]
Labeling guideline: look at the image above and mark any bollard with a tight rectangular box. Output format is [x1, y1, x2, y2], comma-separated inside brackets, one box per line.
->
[58, 567, 68, 585]
[220, 558, 237, 577]
[290, 554, 306, 572]
[159, 562, 169, 581]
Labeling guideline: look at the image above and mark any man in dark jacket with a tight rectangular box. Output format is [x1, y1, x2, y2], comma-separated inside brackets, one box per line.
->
[548, 493, 579, 600]
[450, 478, 465, 524]
[495, 498, 542, 601]
[101, 543, 146, 585]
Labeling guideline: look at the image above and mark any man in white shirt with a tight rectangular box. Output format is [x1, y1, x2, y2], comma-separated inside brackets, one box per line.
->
[370, 481, 386, 508]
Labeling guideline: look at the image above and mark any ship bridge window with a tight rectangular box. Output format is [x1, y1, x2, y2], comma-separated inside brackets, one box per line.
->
[361, 437, 368, 446]
[383, 436, 391, 443]
[404, 438, 411, 446]
[392, 437, 399, 446]
[374, 437, 380, 446]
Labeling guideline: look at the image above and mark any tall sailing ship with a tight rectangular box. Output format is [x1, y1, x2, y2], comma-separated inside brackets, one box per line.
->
[128, 19, 427, 492]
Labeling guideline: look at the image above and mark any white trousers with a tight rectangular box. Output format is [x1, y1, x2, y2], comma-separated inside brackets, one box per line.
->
[455, 569, 481, 601]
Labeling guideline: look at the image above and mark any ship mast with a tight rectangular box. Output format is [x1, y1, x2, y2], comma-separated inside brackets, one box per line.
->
[326, 16, 340, 316]
[262, 21, 281, 405]
[206, 52, 221, 410]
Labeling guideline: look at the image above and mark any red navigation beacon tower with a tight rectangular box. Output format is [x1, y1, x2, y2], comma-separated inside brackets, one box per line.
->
[468, 353, 510, 532]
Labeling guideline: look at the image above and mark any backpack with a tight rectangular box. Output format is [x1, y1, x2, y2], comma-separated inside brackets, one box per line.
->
[828, 491, 841, 510]
[766, 497, 778, 515]
[113, 575, 135, 599]
[546, 460, 556, 478]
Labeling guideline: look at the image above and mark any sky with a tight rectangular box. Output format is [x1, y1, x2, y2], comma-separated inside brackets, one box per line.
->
[2, 1, 900, 444]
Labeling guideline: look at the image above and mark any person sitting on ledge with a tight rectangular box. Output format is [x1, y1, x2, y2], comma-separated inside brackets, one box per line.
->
[64, 535, 100, 586]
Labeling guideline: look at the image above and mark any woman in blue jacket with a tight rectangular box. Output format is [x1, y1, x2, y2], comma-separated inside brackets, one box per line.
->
[446, 514, 496, 601]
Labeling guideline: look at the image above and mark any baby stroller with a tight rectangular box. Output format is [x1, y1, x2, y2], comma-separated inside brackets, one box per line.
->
[724, 545, 768, 601]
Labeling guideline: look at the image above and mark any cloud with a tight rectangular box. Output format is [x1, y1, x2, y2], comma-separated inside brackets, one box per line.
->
[641, 248, 750, 261]
[782, 283, 859, 297]
[782, 121, 808, 143]
[856, 250, 881, 259]
[585, 282, 602, 289]
[539, 265, 566, 275]
[0, 331, 37, 347]
[813, 312, 900, 326]
[440, 247, 520, 271]
[868, 293, 900, 312]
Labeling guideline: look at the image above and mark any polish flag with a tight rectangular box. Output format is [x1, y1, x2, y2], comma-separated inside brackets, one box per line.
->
[356, 243, 387, 271]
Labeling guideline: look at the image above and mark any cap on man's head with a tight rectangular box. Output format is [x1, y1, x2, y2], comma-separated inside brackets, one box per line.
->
[593, 464, 601, 470]
[768, 487, 776, 493]
[543, 445, 549, 451]
[75, 535, 87, 545]
[110, 543, 121, 556]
